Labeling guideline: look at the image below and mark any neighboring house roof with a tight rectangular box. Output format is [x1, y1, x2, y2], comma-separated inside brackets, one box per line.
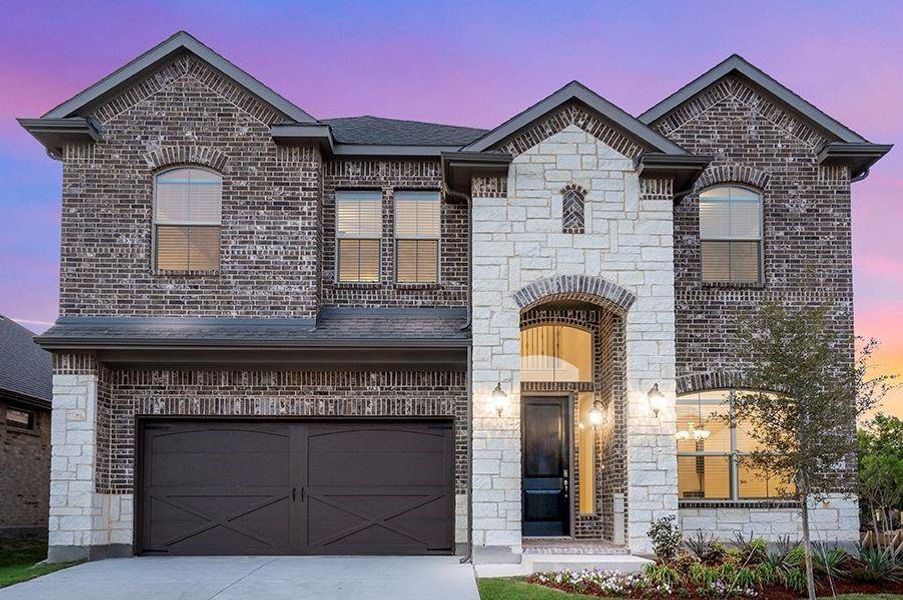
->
[40, 31, 315, 124]
[462, 80, 688, 156]
[0, 315, 52, 407]
[36, 309, 469, 349]
[323, 116, 487, 146]
[639, 54, 865, 143]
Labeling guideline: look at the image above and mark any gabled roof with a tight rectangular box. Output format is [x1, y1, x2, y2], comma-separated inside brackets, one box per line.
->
[0, 315, 52, 406]
[463, 80, 688, 155]
[41, 31, 314, 123]
[638, 54, 866, 143]
[323, 116, 486, 146]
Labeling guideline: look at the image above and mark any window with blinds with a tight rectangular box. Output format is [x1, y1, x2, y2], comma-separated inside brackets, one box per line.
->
[699, 186, 762, 284]
[394, 191, 440, 283]
[154, 167, 222, 271]
[336, 190, 382, 283]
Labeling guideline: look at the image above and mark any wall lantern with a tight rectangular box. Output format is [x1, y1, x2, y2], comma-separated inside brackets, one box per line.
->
[647, 383, 666, 417]
[588, 403, 605, 427]
[491, 382, 508, 417]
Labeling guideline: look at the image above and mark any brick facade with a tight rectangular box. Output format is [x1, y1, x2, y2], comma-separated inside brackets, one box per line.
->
[0, 399, 50, 539]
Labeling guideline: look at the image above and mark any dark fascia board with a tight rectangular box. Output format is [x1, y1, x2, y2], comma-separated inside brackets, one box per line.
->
[639, 54, 867, 144]
[270, 124, 334, 153]
[332, 144, 464, 157]
[635, 152, 712, 195]
[1, 389, 52, 412]
[36, 338, 470, 351]
[818, 143, 893, 180]
[39, 31, 315, 123]
[17, 117, 100, 159]
[462, 81, 687, 155]
[441, 151, 513, 195]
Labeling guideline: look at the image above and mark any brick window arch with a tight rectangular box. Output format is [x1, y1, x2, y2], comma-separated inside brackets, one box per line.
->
[561, 184, 587, 234]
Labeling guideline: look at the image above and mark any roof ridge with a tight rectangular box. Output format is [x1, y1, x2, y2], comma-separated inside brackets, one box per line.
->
[323, 114, 487, 131]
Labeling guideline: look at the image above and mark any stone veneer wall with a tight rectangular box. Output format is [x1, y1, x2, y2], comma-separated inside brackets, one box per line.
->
[649, 76, 859, 541]
[320, 160, 468, 307]
[470, 122, 679, 557]
[59, 54, 322, 319]
[48, 353, 469, 559]
[0, 399, 51, 539]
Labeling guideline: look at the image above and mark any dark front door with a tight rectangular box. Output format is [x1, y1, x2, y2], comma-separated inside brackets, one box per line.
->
[139, 419, 454, 556]
[522, 396, 570, 536]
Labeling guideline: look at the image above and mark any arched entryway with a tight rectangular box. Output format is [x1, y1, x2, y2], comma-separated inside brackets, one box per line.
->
[516, 275, 632, 544]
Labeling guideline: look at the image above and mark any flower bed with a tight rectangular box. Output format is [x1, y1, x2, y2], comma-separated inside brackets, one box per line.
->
[527, 532, 903, 599]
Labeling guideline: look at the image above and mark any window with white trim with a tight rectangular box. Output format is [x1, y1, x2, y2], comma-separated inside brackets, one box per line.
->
[154, 167, 222, 271]
[699, 186, 762, 284]
[394, 191, 440, 284]
[677, 390, 792, 501]
[336, 190, 382, 283]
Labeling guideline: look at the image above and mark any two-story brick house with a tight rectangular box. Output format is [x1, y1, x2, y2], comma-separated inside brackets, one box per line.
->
[20, 32, 890, 563]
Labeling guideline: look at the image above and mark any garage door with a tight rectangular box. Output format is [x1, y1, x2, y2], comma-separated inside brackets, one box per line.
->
[139, 420, 454, 556]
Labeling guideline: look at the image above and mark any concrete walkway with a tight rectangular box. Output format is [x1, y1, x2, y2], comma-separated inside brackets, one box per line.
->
[0, 556, 480, 600]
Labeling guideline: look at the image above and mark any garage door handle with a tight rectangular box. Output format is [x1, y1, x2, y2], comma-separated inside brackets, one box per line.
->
[292, 486, 296, 502]
[301, 486, 305, 502]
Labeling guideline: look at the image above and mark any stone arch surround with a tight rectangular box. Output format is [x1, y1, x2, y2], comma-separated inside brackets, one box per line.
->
[513, 274, 637, 315]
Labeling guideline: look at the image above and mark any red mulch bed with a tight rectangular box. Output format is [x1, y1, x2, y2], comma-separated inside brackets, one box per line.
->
[529, 577, 903, 599]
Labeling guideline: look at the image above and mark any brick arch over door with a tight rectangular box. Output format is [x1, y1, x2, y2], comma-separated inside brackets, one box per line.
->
[676, 370, 747, 395]
[513, 274, 636, 315]
[693, 164, 770, 193]
[142, 146, 230, 172]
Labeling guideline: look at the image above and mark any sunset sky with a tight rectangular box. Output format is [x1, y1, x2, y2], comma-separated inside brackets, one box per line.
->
[1, 1, 900, 418]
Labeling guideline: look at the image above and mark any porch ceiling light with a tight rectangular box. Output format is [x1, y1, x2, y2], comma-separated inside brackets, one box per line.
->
[647, 383, 666, 417]
[491, 382, 508, 417]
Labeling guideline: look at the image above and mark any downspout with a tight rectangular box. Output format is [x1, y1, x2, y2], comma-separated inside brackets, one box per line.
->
[445, 184, 474, 564]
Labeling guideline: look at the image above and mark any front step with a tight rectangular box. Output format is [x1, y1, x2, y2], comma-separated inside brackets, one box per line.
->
[474, 553, 653, 577]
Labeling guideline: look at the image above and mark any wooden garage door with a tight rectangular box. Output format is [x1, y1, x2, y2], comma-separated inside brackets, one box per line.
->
[139, 420, 454, 556]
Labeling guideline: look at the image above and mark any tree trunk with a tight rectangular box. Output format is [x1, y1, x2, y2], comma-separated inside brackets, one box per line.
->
[801, 494, 817, 600]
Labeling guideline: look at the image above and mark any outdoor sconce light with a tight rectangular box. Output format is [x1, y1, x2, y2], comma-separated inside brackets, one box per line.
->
[647, 383, 666, 417]
[491, 382, 508, 417]
[588, 403, 605, 427]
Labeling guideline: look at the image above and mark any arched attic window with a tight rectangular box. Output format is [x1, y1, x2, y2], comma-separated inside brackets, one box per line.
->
[153, 167, 222, 271]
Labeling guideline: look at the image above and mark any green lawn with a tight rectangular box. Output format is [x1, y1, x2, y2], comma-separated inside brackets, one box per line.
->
[0, 541, 80, 589]
[477, 578, 903, 600]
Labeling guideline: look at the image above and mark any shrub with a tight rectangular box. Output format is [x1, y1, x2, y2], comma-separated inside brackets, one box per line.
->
[644, 563, 681, 588]
[782, 568, 808, 592]
[688, 562, 719, 589]
[854, 545, 903, 583]
[685, 531, 726, 564]
[733, 532, 768, 563]
[647, 515, 682, 563]
[734, 566, 760, 589]
[813, 544, 850, 579]
[755, 561, 776, 584]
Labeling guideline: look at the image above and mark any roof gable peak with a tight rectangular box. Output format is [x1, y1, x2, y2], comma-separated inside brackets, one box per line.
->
[639, 54, 867, 144]
[40, 30, 315, 124]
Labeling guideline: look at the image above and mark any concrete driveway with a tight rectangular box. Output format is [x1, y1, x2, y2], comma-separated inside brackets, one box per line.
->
[0, 556, 480, 600]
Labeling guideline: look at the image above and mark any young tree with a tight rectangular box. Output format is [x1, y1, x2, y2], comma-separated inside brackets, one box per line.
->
[858, 414, 903, 538]
[731, 299, 894, 600]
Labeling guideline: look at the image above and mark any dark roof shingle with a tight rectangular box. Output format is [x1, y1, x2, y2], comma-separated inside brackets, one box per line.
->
[0, 315, 52, 403]
[323, 116, 486, 146]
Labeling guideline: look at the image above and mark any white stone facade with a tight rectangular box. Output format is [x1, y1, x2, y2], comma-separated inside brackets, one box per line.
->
[679, 495, 860, 544]
[470, 124, 679, 556]
[49, 374, 132, 561]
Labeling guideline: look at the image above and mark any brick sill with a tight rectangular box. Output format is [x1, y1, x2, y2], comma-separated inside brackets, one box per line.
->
[333, 282, 382, 289]
[701, 281, 766, 291]
[394, 283, 443, 290]
[5, 426, 40, 438]
[154, 269, 220, 277]
[679, 500, 798, 510]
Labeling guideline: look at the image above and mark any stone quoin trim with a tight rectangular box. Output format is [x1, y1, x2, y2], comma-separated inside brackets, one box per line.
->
[142, 146, 230, 172]
[513, 274, 637, 314]
[561, 183, 587, 234]
[693, 164, 771, 192]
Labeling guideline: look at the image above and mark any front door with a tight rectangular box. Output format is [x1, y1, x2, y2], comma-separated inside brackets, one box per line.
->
[522, 396, 570, 536]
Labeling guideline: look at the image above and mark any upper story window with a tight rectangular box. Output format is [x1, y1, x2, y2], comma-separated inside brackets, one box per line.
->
[154, 167, 222, 271]
[336, 190, 382, 283]
[521, 324, 593, 383]
[677, 390, 792, 501]
[394, 191, 440, 283]
[699, 186, 762, 284]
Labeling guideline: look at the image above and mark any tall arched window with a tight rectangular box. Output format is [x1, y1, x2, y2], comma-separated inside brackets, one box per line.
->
[699, 185, 762, 283]
[154, 167, 222, 271]
[521, 324, 592, 383]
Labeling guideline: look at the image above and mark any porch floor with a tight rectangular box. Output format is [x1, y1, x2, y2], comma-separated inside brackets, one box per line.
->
[522, 537, 630, 555]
